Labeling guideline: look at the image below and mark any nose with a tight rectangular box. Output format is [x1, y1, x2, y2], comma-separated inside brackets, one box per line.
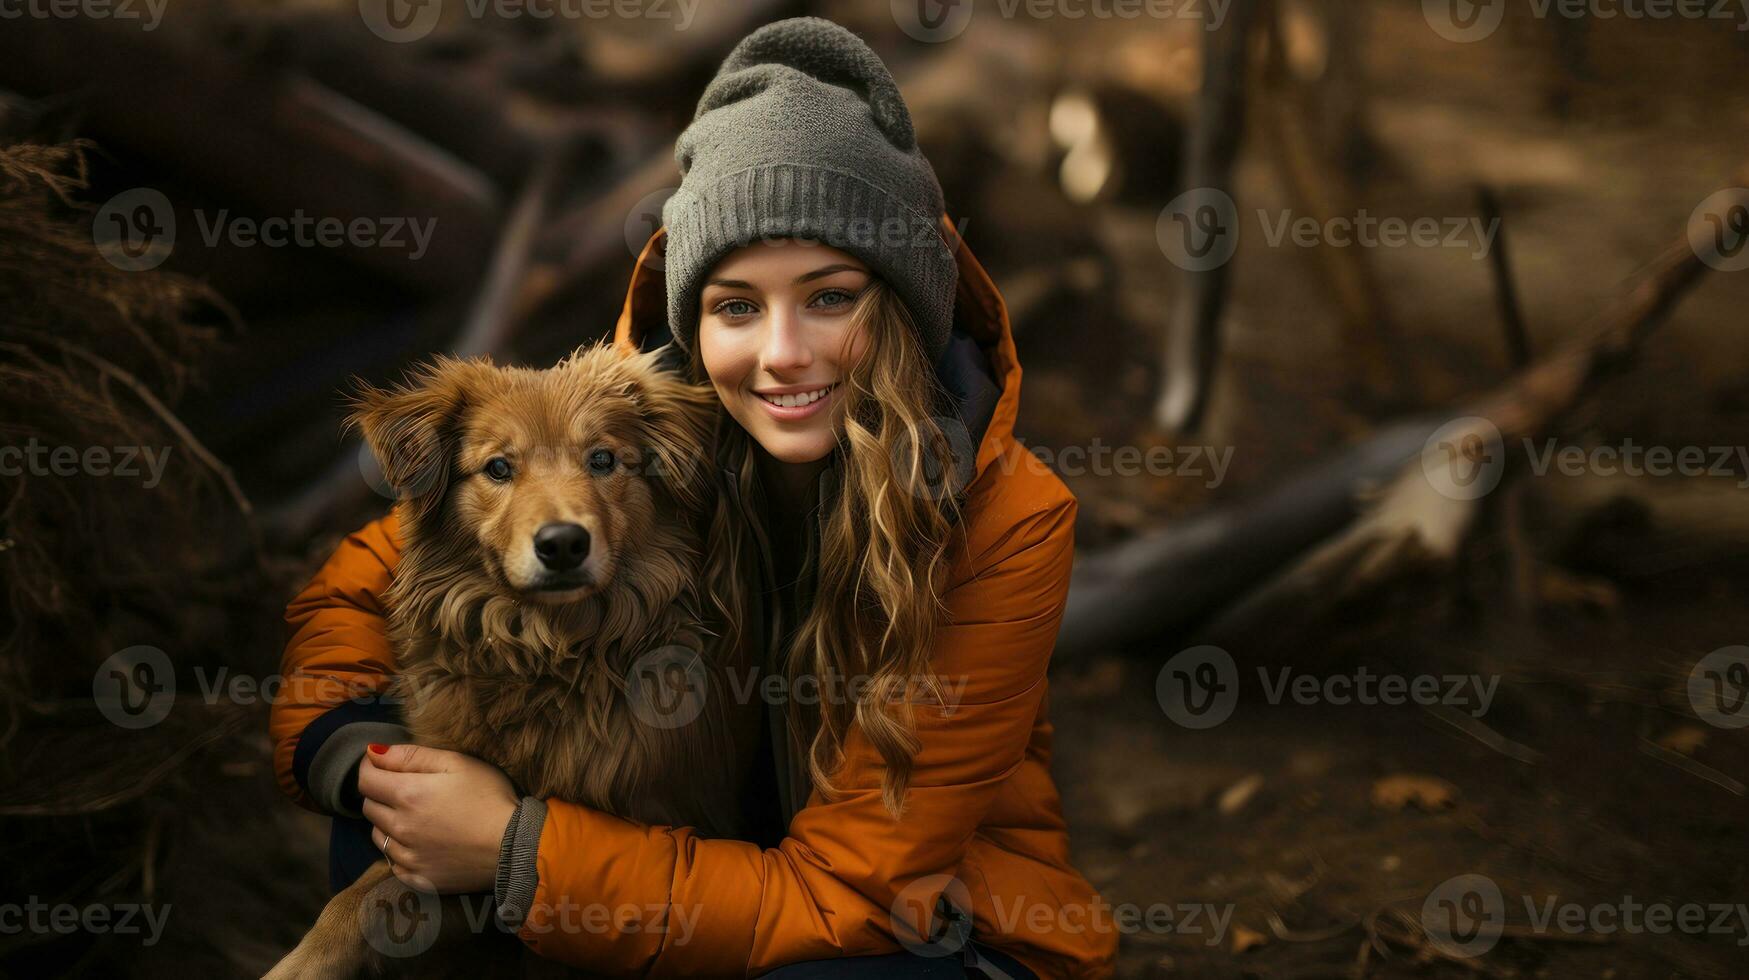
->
[762, 308, 813, 373]
[533, 522, 590, 572]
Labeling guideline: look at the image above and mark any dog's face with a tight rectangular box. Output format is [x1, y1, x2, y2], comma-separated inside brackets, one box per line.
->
[351, 345, 716, 603]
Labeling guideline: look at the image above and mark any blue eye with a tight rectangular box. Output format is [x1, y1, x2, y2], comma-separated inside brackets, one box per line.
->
[484, 457, 513, 482]
[714, 299, 757, 318]
[813, 288, 857, 308]
[588, 449, 616, 475]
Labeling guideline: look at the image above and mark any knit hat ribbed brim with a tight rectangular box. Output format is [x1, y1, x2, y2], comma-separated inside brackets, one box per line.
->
[661, 17, 957, 361]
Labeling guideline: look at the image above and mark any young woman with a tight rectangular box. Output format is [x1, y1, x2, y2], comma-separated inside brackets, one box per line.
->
[269, 17, 1116, 979]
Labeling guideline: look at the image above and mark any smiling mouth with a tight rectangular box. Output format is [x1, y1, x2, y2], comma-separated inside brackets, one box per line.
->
[755, 383, 838, 409]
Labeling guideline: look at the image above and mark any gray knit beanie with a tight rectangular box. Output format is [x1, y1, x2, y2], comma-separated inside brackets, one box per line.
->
[661, 16, 957, 362]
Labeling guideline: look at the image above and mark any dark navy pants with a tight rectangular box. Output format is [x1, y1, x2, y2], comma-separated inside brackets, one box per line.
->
[330, 813, 385, 892]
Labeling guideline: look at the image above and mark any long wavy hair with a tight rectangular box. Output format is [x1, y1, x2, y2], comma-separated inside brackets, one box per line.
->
[688, 277, 964, 816]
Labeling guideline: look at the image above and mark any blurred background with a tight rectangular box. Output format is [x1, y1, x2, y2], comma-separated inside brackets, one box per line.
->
[2, 0, 1748, 976]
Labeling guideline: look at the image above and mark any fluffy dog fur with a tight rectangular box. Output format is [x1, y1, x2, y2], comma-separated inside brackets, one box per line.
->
[267, 344, 758, 979]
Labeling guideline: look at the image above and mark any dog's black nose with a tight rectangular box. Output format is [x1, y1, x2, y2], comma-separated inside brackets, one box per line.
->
[533, 523, 590, 572]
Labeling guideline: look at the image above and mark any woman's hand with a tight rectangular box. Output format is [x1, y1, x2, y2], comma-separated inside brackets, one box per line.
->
[358, 743, 519, 894]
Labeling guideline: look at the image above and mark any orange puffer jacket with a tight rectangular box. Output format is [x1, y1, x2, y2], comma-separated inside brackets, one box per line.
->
[270, 220, 1119, 978]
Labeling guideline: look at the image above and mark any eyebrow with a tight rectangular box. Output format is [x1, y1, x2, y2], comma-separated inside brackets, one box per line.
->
[705, 263, 867, 290]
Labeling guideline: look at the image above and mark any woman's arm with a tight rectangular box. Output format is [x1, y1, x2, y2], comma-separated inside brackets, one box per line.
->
[272, 514, 526, 905]
[270, 512, 408, 816]
[508, 485, 1100, 977]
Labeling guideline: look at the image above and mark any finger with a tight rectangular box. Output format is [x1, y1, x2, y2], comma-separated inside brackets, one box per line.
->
[365, 767, 439, 814]
[369, 743, 452, 775]
[381, 838, 426, 885]
[389, 860, 436, 893]
[363, 799, 401, 841]
[382, 835, 409, 868]
[356, 758, 404, 807]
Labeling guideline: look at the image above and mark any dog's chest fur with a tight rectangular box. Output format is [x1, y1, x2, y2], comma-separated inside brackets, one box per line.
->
[385, 530, 755, 839]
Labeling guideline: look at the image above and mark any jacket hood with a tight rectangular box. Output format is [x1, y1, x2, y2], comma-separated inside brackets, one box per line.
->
[613, 216, 1022, 485]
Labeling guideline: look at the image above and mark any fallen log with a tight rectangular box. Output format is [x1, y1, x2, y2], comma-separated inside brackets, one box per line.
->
[1056, 418, 1439, 660]
[230, 8, 551, 188]
[1060, 166, 1749, 660]
[0, 11, 502, 292]
[1215, 182, 1747, 635]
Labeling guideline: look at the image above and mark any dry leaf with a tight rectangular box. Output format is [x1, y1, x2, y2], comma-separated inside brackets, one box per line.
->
[1231, 923, 1267, 954]
[1537, 568, 1620, 612]
[1371, 774, 1457, 811]
[1218, 774, 1265, 816]
[1656, 726, 1708, 757]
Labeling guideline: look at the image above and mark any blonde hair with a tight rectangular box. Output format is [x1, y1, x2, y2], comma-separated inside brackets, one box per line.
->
[690, 278, 963, 816]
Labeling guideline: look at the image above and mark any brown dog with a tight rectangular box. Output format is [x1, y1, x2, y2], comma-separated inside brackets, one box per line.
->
[266, 344, 759, 978]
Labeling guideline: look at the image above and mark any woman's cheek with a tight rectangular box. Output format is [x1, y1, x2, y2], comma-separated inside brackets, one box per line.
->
[699, 318, 748, 374]
[698, 321, 739, 388]
[841, 321, 870, 372]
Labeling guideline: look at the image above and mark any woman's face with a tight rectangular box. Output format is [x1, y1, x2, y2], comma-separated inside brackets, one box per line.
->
[698, 240, 871, 465]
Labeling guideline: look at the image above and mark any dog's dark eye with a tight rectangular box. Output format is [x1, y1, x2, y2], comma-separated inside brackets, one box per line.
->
[587, 449, 616, 475]
[484, 457, 513, 482]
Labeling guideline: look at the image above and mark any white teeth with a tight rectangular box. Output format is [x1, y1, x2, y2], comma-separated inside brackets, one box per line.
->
[761, 384, 835, 408]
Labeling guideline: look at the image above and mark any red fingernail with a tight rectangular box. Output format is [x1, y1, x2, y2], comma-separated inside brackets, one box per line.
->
[368, 743, 388, 755]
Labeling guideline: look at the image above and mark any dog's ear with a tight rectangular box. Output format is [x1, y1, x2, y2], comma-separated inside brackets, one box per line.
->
[629, 350, 719, 516]
[346, 356, 494, 525]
